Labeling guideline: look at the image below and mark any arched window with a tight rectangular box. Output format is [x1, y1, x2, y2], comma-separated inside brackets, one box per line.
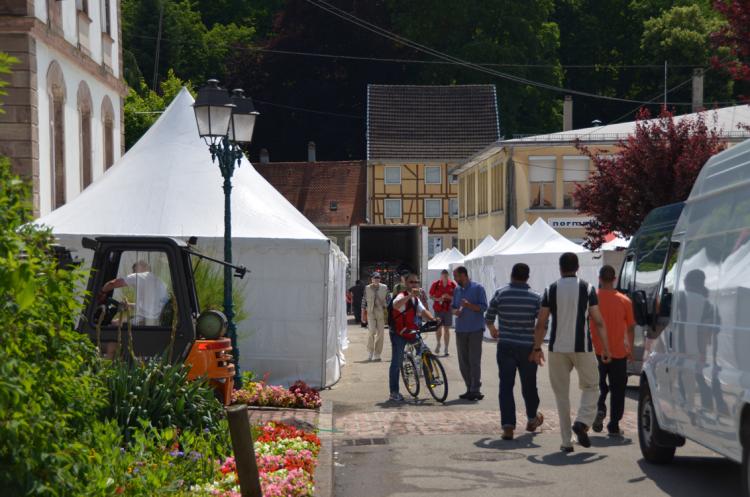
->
[47, 61, 67, 209]
[101, 96, 115, 170]
[77, 82, 93, 188]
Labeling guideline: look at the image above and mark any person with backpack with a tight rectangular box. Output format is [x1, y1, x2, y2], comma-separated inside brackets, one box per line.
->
[429, 269, 457, 356]
[388, 272, 436, 402]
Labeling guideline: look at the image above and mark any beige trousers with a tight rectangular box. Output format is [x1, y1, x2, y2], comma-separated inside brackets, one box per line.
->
[367, 309, 385, 356]
[548, 351, 600, 447]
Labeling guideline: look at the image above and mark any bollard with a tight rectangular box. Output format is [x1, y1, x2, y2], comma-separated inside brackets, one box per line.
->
[226, 404, 262, 497]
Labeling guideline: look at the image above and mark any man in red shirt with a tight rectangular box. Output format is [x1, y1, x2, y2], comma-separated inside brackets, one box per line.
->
[429, 269, 457, 356]
[589, 265, 635, 437]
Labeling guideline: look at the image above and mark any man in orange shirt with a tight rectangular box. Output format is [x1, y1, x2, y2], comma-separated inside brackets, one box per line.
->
[590, 265, 635, 437]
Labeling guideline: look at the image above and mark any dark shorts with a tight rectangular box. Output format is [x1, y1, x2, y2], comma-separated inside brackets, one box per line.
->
[435, 310, 453, 328]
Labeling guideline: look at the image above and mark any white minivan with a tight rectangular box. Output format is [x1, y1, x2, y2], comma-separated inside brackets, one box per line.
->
[639, 138, 750, 495]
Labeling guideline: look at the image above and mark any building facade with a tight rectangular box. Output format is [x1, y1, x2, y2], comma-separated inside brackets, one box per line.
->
[455, 104, 750, 248]
[0, 0, 126, 216]
[254, 160, 367, 259]
[366, 84, 500, 258]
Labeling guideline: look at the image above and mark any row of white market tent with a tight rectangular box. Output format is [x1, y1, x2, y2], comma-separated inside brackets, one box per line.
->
[35, 88, 348, 388]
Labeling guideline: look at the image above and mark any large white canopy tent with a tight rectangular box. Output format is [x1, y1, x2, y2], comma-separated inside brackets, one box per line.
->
[488, 218, 600, 295]
[36, 88, 348, 388]
[457, 234, 496, 279]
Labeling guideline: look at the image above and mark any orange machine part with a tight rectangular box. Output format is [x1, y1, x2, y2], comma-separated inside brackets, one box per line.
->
[185, 338, 235, 405]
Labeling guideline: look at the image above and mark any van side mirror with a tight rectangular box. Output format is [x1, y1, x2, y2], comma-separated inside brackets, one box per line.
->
[659, 292, 672, 318]
[632, 290, 649, 326]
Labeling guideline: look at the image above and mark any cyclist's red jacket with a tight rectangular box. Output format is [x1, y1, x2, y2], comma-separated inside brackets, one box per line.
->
[392, 291, 419, 341]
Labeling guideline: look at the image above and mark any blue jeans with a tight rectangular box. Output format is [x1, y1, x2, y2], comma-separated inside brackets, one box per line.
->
[389, 332, 409, 394]
[497, 342, 539, 428]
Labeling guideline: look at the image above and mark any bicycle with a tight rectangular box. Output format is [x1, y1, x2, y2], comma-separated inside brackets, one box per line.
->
[400, 320, 449, 403]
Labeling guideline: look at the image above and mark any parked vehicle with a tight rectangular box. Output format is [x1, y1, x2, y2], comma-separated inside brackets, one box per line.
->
[617, 201, 685, 376]
[637, 139, 750, 496]
[77, 236, 247, 404]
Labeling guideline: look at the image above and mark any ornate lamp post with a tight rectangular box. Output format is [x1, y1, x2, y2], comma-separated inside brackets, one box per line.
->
[193, 79, 259, 385]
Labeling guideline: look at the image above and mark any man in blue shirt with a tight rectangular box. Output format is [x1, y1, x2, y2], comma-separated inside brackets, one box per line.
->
[486, 263, 544, 440]
[452, 266, 488, 401]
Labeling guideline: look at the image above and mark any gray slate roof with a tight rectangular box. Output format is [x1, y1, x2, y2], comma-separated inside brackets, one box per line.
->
[367, 84, 500, 161]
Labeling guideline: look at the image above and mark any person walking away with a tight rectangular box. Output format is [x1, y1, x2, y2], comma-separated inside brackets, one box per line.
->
[452, 266, 488, 401]
[429, 269, 457, 356]
[531, 252, 611, 452]
[388, 273, 436, 402]
[363, 272, 388, 361]
[590, 265, 635, 437]
[348, 279, 365, 325]
[485, 263, 544, 440]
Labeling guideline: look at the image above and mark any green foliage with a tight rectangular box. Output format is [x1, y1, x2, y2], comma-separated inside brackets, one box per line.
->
[641, 4, 722, 65]
[124, 69, 194, 149]
[192, 258, 249, 324]
[102, 355, 224, 442]
[0, 52, 18, 114]
[0, 156, 108, 495]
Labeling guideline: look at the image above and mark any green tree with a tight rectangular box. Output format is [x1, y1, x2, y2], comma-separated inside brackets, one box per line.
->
[388, 0, 563, 135]
[124, 69, 195, 149]
[0, 52, 18, 113]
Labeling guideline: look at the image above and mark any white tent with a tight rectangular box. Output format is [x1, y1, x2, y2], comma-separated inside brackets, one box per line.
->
[488, 218, 600, 295]
[426, 247, 464, 297]
[35, 88, 348, 388]
[458, 235, 496, 279]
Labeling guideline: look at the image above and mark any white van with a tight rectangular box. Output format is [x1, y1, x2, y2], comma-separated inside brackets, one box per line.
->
[638, 138, 750, 495]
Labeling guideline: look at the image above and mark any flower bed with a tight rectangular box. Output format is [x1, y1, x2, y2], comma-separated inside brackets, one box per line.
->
[190, 422, 321, 497]
[231, 380, 322, 410]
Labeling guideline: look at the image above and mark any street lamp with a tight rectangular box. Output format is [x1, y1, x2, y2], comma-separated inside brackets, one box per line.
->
[193, 79, 259, 386]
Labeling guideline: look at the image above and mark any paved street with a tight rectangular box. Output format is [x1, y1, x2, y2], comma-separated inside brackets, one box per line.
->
[321, 321, 741, 496]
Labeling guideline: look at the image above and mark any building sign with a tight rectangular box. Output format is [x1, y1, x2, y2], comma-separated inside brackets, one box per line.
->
[548, 217, 593, 229]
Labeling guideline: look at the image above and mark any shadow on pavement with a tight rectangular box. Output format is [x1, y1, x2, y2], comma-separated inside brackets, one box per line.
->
[589, 435, 634, 448]
[474, 434, 542, 450]
[527, 451, 607, 466]
[636, 456, 741, 496]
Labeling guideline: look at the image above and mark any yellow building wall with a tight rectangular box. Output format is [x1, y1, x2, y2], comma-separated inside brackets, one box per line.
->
[512, 144, 617, 241]
[368, 161, 458, 251]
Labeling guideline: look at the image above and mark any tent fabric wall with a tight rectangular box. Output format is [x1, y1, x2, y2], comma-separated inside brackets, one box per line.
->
[427, 247, 464, 288]
[36, 89, 347, 388]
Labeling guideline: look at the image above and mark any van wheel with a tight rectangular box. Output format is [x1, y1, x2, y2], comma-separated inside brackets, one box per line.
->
[638, 382, 676, 464]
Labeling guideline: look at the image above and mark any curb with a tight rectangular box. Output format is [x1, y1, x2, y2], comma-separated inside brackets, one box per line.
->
[315, 400, 334, 497]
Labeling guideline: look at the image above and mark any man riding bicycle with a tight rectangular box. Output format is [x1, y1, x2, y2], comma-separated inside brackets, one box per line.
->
[389, 272, 437, 402]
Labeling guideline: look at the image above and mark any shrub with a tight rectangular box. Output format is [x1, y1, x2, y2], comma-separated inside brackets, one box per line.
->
[102, 355, 224, 441]
[0, 155, 107, 495]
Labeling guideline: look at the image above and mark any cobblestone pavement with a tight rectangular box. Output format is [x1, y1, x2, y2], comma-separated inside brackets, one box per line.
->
[334, 408, 637, 438]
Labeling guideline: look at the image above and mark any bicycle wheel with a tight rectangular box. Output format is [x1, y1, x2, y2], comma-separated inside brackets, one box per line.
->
[401, 353, 420, 398]
[423, 353, 448, 402]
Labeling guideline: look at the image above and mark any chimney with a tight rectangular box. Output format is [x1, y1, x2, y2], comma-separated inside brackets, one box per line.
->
[260, 148, 270, 163]
[307, 141, 316, 162]
[563, 95, 573, 131]
[692, 68, 704, 112]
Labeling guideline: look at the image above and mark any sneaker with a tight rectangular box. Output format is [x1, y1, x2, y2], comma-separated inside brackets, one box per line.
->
[501, 426, 514, 440]
[560, 445, 574, 453]
[592, 411, 605, 433]
[435, 344, 441, 354]
[389, 392, 405, 402]
[444, 351, 450, 357]
[372, 355, 381, 362]
[572, 421, 591, 448]
[526, 413, 544, 432]
[459, 391, 472, 400]
[367, 353, 373, 361]
[468, 392, 484, 401]
[607, 426, 624, 438]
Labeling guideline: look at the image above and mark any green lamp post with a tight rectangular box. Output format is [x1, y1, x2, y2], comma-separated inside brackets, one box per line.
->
[193, 79, 259, 385]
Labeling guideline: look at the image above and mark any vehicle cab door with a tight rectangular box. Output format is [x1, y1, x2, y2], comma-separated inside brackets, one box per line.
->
[83, 242, 194, 361]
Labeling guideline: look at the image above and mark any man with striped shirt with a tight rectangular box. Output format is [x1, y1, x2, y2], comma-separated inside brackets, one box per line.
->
[531, 253, 611, 452]
[486, 263, 544, 441]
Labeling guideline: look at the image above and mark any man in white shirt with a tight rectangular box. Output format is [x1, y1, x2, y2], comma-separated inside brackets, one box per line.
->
[100, 260, 169, 326]
[362, 272, 389, 361]
[531, 252, 611, 452]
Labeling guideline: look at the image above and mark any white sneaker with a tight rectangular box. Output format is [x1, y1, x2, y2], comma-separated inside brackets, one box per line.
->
[367, 353, 373, 361]
[372, 354, 381, 361]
